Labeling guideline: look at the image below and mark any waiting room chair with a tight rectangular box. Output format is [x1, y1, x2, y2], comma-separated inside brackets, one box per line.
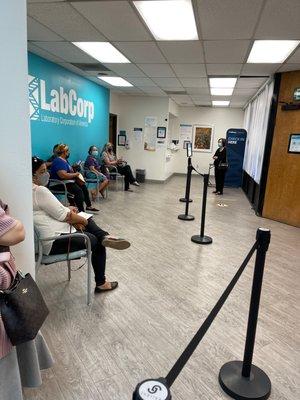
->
[105, 165, 125, 191]
[48, 179, 74, 206]
[35, 228, 92, 305]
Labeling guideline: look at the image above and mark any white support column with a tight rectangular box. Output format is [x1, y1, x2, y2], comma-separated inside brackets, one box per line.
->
[0, 0, 35, 276]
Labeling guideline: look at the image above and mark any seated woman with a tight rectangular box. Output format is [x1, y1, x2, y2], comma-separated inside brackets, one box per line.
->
[85, 145, 109, 200]
[101, 142, 139, 192]
[50, 143, 98, 213]
[32, 157, 130, 293]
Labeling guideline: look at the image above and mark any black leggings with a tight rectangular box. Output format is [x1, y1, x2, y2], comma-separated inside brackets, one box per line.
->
[214, 167, 226, 194]
[117, 164, 135, 190]
[50, 182, 91, 212]
[50, 219, 108, 286]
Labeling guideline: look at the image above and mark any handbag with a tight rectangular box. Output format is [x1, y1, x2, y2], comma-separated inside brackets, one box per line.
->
[218, 150, 229, 170]
[0, 270, 49, 345]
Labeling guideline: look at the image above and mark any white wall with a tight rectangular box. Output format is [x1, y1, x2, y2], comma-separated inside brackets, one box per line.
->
[174, 107, 245, 174]
[0, 1, 35, 275]
[116, 96, 169, 181]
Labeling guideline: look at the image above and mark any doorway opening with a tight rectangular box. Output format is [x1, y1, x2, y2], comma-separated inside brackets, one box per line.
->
[109, 113, 117, 150]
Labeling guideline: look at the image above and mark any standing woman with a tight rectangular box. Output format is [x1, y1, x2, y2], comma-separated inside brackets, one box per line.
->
[0, 199, 53, 400]
[213, 138, 228, 195]
[102, 143, 139, 192]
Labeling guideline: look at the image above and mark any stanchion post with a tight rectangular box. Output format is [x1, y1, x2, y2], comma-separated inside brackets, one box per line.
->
[178, 157, 195, 221]
[191, 173, 212, 244]
[219, 228, 271, 400]
[179, 156, 193, 203]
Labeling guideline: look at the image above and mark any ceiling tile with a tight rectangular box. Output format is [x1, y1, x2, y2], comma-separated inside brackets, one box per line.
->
[55, 62, 88, 78]
[197, 0, 263, 39]
[230, 101, 245, 108]
[72, 1, 151, 41]
[103, 63, 146, 77]
[32, 41, 97, 63]
[236, 77, 268, 88]
[286, 48, 300, 63]
[120, 87, 145, 95]
[27, 3, 106, 41]
[137, 64, 175, 77]
[191, 95, 211, 101]
[231, 94, 252, 102]
[204, 40, 250, 63]
[127, 77, 156, 87]
[233, 88, 258, 96]
[113, 42, 166, 63]
[158, 41, 204, 63]
[211, 96, 232, 102]
[255, 0, 300, 39]
[194, 101, 211, 106]
[27, 17, 64, 41]
[27, 42, 65, 64]
[171, 64, 206, 77]
[206, 64, 243, 75]
[179, 78, 208, 87]
[152, 77, 183, 88]
[28, 0, 64, 2]
[171, 95, 192, 102]
[242, 63, 281, 75]
[186, 87, 210, 95]
[278, 63, 300, 72]
[139, 86, 166, 95]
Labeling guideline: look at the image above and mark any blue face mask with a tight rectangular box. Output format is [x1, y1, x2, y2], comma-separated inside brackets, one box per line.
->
[91, 150, 98, 157]
[218, 142, 222, 148]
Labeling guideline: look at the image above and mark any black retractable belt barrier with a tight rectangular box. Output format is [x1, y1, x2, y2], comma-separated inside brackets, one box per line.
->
[191, 173, 212, 244]
[133, 228, 271, 400]
[178, 157, 194, 221]
[179, 156, 193, 203]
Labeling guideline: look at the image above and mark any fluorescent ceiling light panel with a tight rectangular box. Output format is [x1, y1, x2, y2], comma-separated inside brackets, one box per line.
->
[209, 78, 237, 88]
[210, 88, 234, 96]
[247, 40, 299, 63]
[134, 0, 198, 41]
[73, 42, 130, 63]
[98, 77, 133, 87]
[212, 100, 230, 107]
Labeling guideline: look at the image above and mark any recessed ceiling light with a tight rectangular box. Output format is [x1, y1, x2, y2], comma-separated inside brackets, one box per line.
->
[98, 77, 133, 87]
[210, 88, 234, 96]
[209, 78, 237, 88]
[134, 0, 198, 41]
[73, 42, 130, 63]
[247, 40, 299, 63]
[212, 100, 230, 107]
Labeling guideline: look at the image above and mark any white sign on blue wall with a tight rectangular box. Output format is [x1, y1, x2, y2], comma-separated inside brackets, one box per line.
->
[28, 52, 109, 162]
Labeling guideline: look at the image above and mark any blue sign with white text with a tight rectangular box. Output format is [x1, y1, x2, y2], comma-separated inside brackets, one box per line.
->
[225, 128, 247, 187]
[28, 52, 109, 163]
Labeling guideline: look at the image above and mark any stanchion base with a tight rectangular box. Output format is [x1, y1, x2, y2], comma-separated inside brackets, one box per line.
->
[219, 361, 271, 400]
[178, 214, 195, 221]
[179, 197, 193, 203]
[133, 378, 172, 400]
[191, 235, 212, 244]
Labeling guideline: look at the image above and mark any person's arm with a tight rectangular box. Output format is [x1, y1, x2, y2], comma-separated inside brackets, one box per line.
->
[89, 165, 100, 175]
[57, 169, 79, 180]
[0, 206, 25, 246]
[103, 152, 117, 166]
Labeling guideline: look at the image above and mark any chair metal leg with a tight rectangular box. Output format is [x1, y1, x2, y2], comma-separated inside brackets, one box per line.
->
[67, 260, 71, 281]
[87, 252, 92, 306]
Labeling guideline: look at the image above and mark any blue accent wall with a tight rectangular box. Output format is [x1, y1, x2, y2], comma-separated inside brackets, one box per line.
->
[28, 52, 109, 164]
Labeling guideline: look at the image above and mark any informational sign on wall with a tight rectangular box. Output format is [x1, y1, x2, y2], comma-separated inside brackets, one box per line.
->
[225, 128, 247, 187]
[28, 52, 109, 162]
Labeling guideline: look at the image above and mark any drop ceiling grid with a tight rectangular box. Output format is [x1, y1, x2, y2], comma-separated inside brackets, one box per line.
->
[26, 0, 300, 107]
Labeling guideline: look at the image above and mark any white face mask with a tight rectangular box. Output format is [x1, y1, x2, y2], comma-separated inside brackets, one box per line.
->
[38, 171, 50, 187]
[218, 142, 222, 148]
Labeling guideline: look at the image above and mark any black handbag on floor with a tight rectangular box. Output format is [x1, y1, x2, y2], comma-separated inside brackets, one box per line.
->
[0, 271, 49, 345]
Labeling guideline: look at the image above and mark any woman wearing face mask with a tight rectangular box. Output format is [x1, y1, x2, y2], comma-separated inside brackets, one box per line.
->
[49, 144, 98, 212]
[84, 146, 109, 200]
[32, 157, 131, 293]
[212, 138, 227, 195]
[102, 142, 139, 192]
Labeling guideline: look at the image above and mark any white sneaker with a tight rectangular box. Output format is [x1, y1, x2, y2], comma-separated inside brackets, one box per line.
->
[132, 181, 140, 186]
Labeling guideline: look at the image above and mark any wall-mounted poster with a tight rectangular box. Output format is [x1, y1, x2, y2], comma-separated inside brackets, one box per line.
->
[118, 132, 126, 146]
[192, 125, 214, 152]
[288, 133, 300, 153]
[157, 126, 166, 139]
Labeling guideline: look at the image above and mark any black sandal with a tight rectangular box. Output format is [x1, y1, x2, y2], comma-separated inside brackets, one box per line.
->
[94, 281, 118, 293]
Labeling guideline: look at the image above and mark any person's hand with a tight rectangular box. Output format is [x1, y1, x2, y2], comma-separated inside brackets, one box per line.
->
[73, 223, 86, 231]
[68, 206, 78, 213]
[213, 156, 217, 159]
[74, 172, 80, 177]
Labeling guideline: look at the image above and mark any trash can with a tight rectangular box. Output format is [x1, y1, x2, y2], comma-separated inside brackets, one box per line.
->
[136, 169, 146, 183]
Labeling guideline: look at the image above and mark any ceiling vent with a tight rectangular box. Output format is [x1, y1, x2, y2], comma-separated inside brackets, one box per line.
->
[71, 63, 111, 74]
[165, 90, 187, 95]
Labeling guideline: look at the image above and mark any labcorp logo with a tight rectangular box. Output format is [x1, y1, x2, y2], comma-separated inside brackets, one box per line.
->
[28, 75, 95, 126]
